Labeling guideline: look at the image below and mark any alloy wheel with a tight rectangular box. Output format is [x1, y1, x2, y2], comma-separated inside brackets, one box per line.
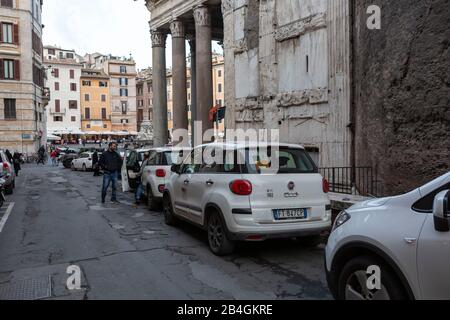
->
[208, 214, 224, 251]
[345, 270, 390, 300]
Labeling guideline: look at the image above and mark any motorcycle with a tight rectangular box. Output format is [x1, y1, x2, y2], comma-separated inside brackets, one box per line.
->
[0, 177, 6, 208]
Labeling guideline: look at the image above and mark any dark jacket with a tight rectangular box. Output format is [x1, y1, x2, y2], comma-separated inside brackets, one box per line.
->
[92, 152, 99, 165]
[99, 150, 122, 173]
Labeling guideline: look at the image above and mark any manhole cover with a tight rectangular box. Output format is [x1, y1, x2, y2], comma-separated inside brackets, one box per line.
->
[0, 276, 52, 300]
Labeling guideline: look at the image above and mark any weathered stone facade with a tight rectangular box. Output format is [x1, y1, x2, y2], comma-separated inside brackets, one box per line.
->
[353, 0, 450, 195]
[223, 0, 352, 168]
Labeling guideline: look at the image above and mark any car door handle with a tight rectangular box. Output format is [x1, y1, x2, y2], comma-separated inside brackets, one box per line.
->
[206, 179, 214, 186]
[184, 180, 190, 185]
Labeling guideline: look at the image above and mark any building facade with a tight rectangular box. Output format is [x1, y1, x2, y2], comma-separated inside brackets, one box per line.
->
[0, 0, 48, 154]
[136, 68, 153, 132]
[44, 46, 83, 136]
[91, 55, 138, 134]
[80, 69, 111, 134]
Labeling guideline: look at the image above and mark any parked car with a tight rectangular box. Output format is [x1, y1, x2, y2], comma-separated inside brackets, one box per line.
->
[325, 172, 450, 300]
[122, 147, 191, 209]
[142, 147, 191, 209]
[0, 177, 6, 208]
[163, 142, 332, 255]
[0, 150, 16, 195]
[71, 152, 94, 171]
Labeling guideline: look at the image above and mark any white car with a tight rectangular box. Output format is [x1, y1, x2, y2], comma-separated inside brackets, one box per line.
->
[123, 147, 191, 209]
[0, 150, 16, 195]
[71, 152, 94, 171]
[325, 172, 450, 300]
[163, 142, 332, 255]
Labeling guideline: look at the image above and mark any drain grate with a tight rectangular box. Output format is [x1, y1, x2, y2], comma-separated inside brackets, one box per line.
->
[0, 275, 52, 300]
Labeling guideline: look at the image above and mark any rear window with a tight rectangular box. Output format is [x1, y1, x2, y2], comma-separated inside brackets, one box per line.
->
[163, 150, 189, 166]
[244, 147, 318, 174]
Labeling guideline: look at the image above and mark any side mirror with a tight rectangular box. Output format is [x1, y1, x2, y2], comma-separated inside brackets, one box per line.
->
[171, 164, 181, 175]
[433, 190, 450, 232]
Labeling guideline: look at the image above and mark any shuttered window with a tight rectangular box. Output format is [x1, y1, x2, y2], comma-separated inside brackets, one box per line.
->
[0, 0, 13, 8]
[4, 99, 16, 119]
[1, 23, 13, 43]
[55, 99, 60, 113]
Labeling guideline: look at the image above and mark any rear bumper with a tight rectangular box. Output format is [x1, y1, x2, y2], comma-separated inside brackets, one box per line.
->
[227, 223, 331, 241]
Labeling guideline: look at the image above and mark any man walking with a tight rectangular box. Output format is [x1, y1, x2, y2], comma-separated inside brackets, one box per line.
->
[99, 142, 122, 204]
[37, 145, 46, 165]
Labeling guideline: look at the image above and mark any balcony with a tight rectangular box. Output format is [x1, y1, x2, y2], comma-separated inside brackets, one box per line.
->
[42, 87, 50, 107]
[49, 108, 66, 115]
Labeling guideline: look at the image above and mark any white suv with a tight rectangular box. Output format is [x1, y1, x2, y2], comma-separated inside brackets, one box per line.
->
[139, 147, 191, 209]
[163, 142, 332, 255]
[325, 172, 450, 300]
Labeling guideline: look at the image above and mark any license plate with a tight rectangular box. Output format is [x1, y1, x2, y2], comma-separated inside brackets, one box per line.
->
[273, 208, 308, 221]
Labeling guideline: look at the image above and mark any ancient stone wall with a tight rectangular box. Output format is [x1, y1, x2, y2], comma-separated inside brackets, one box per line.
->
[353, 0, 450, 195]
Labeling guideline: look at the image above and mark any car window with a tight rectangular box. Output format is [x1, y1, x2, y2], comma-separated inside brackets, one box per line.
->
[199, 149, 241, 174]
[244, 147, 318, 174]
[412, 182, 450, 213]
[181, 151, 200, 175]
[147, 151, 158, 165]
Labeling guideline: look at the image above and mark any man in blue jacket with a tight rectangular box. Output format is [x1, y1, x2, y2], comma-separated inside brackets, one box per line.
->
[99, 142, 122, 204]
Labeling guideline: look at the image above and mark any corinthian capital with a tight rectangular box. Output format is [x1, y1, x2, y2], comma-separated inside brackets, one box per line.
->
[170, 20, 185, 38]
[151, 30, 167, 48]
[194, 5, 211, 27]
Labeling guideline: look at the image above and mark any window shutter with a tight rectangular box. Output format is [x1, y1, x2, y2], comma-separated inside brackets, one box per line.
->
[0, 23, 3, 43]
[13, 23, 19, 45]
[0, 59, 3, 79]
[14, 60, 20, 80]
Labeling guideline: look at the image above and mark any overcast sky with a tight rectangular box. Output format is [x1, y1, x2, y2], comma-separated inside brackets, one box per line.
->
[42, 0, 222, 70]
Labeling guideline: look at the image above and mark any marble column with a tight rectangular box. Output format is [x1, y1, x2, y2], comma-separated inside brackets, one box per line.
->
[194, 5, 214, 136]
[188, 37, 197, 146]
[151, 30, 168, 147]
[170, 20, 189, 137]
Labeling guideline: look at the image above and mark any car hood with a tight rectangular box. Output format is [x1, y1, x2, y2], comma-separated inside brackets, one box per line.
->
[348, 197, 393, 211]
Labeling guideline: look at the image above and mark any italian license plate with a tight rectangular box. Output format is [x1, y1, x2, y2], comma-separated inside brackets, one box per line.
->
[273, 208, 308, 221]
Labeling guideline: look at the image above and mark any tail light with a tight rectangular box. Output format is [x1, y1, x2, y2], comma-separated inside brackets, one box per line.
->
[156, 169, 166, 178]
[3, 162, 9, 169]
[230, 180, 252, 196]
[323, 178, 330, 194]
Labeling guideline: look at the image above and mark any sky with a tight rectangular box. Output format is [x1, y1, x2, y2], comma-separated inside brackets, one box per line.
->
[42, 0, 222, 70]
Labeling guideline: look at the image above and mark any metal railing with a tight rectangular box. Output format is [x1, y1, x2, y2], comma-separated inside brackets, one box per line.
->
[319, 167, 382, 197]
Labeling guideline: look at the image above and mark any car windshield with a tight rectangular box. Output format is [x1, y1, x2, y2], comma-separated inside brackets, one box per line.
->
[244, 147, 318, 174]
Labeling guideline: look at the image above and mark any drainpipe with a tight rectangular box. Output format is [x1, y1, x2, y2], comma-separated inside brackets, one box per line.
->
[349, 0, 356, 186]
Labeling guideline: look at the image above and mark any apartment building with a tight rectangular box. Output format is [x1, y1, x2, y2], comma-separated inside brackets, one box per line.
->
[136, 68, 153, 132]
[0, 0, 48, 154]
[91, 54, 137, 134]
[80, 69, 111, 133]
[44, 46, 83, 136]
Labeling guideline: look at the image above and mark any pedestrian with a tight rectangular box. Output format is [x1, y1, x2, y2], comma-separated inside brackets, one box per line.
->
[12, 151, 21, 176]
[134, 152, 150, 206]
[92, 150, 100, 177]
[50, 149, 58, 166]
[98, 142, 122, 204]
[5, 150, 13, 164]
[37, 145, 46, 165]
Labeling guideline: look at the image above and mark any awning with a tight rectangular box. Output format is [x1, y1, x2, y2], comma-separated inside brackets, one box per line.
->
[47, 134, 62, 141]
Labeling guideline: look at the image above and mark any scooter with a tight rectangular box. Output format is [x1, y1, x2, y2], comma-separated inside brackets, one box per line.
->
[0, 177, 6, 208]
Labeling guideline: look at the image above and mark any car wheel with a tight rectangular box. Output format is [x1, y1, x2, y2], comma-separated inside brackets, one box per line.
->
[163, 194, 177, 226]
[337, 255, 408, 300]
[207, 211, 235, 256]
[4, 183, 13, 195]
[82, 164, 87, 172]
[147, 186, 158, 211]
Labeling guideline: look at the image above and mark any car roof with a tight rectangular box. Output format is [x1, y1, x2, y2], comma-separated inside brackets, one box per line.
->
[149, 147, 192, 153]
[193, 141, 306, 150]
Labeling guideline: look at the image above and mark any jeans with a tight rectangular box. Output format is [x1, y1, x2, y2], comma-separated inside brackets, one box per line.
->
[135, 180, 144, 202]
[102, 171, 118, 202]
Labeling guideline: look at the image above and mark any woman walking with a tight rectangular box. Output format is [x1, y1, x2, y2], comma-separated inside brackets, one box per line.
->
[13, 152, 21, 176]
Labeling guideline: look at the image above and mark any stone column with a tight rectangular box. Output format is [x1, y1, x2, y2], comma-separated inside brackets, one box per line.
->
[194, 5, 213, 136]
[188, 38, 197, 146]
[151, 30, 168, 147]
[170, 19, 189, 137]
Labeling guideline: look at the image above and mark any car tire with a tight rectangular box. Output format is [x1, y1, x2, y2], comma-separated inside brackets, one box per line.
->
[337, 255, 408, 300]
[163, 194, 177, 226]
[207, 211, 236, 256]
[4, 183, 13, 195]
[147, 186, 158, 211]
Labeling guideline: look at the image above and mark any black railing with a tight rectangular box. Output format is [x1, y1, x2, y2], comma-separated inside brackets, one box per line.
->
[319, 167, 382, 197]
